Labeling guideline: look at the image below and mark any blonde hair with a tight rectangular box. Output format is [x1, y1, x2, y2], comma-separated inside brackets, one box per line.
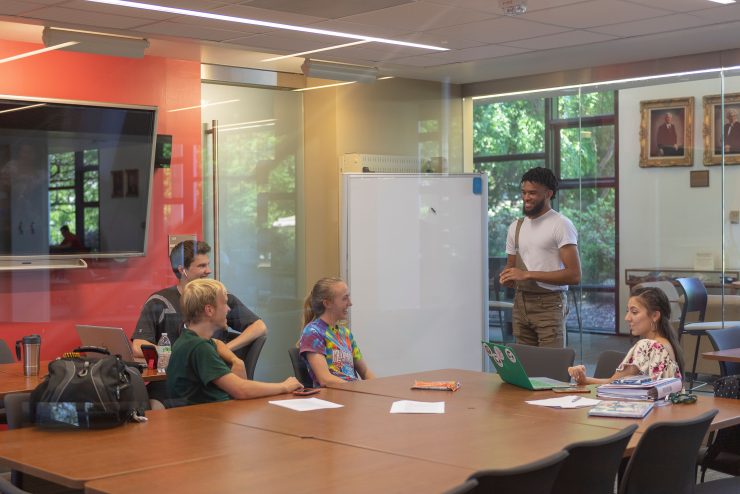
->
[181, 278, 227, 324]
[303, 277, 344, 326]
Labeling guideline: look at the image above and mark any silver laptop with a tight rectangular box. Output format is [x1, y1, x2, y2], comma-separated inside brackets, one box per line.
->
[75, 325, 144, 363]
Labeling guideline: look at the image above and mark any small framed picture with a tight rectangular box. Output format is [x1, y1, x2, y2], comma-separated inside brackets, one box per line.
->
[639, 97, 694, 167]
[702, 93, 740, 165]
[126, 169, 139, 197]
[111, 170, 124, 198]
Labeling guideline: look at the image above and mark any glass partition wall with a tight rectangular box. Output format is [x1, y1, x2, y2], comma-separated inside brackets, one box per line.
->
[474, 67, 738, 382]
[202, 83, 304, 381]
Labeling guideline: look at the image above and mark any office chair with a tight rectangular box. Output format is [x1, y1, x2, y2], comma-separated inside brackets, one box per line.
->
[706, 326, 740, 377]
[508, 343, 575, 382]
[240, 335, 267, 380]
[698, 374, 740, 482]
[288, 347, 313, 388]
[618, 409, 718, 494]
[551, 424, 637, 494]
[0, 476, 30, 494]
[675, 277, 708, 390]
[466, 450, 569, 494]
[442, 479, 479, 494]
[593, 350, 628, 379]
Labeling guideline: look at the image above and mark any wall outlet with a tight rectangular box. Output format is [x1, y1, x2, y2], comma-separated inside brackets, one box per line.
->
[730, 210, 740, 224]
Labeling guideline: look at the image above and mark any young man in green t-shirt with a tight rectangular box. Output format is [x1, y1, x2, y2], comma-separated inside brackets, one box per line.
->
[167, 279, 302, 404]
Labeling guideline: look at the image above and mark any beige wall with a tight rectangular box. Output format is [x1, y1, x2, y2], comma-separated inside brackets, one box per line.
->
[302, 77, 463, 293]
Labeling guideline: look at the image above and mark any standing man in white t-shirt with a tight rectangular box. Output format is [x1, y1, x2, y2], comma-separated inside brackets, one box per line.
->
[499, 167, 581, 347]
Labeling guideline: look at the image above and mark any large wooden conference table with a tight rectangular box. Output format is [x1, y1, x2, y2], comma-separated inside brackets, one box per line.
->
[0, 361, 164, 399]
[1, 368, 739, 494]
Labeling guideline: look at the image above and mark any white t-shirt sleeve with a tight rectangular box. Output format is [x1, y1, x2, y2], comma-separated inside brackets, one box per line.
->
[554, 216, 578, 248]
[505, 220, 518, 256]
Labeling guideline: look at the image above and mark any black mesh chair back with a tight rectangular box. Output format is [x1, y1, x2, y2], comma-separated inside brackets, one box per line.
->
[288, 347, 313, 388]
[699, 375, 740, 481]
[468, 450, 569, 494]
[508, 343, 575, 382]
[552, 424, 637, 494]
[240, 335, 267, 380]
[443, 478, 479, 494]
[618, 409, 718, 494]
[706, 327, 740, 377]
[593, 350, 627, 379]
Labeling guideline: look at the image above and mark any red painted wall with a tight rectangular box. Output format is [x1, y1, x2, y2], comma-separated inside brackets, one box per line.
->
[0, 40, 202, 359]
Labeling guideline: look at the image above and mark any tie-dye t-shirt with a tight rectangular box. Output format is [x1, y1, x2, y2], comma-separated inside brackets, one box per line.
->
[299, 318, 363, 387]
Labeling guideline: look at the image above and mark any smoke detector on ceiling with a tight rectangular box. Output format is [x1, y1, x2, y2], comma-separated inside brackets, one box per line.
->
[499, 0, 527, 16]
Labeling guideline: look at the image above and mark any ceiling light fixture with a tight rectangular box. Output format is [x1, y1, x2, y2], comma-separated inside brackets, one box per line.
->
[294, 81, 356, 92]
[42, 27, 149, 58]
[0, 42, 79, 64]
[708, 0, 736, 5]
[86, 0, 447, 52]
[301, 59, 378, 83]
[262, 41, 370, 62]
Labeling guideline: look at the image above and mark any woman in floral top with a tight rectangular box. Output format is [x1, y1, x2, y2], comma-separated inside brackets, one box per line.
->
[568, 286, 684, 384]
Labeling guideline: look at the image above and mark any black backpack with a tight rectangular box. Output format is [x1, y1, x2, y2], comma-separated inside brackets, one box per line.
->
[30, 348, 150, 429]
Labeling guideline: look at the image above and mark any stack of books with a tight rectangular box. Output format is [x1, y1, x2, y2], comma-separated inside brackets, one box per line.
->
[588, 401, 655, 418]
[596, 377, 682, 401]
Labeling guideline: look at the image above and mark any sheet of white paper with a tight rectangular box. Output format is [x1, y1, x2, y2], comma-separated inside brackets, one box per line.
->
[525, 396, 601, 409]
[390, 400, 445, 414]
[268, 398, 344, 412]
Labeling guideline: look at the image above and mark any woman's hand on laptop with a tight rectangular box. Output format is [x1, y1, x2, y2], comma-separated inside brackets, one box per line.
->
[567, 365, 588, 385]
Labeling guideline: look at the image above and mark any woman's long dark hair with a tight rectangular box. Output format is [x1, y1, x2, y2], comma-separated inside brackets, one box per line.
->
[630, 286, 685, 375]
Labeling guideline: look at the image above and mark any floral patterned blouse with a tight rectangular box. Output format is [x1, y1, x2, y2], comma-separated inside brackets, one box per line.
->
[617, 339, 682, 380]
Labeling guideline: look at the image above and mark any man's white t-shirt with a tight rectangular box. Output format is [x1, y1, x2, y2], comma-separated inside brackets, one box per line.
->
[505, 209, 578, 292]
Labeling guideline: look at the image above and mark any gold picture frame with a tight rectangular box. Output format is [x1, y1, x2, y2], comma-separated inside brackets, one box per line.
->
[702, 93, 740, 165]
[639, 97, 694, 167]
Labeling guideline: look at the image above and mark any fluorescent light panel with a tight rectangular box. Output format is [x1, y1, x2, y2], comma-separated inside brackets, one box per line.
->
[708, 0, 736, 5]
[0, 42, 78, 64]
[262, 41, 369, 62]
[85, 0, 447, 51]
[42, 27, 149, 58]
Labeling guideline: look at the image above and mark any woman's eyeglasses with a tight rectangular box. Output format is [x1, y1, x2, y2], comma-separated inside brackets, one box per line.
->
[667, 392, 697, 405]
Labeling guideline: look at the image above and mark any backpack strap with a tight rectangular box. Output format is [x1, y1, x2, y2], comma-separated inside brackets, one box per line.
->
[513, 218, 551, 294]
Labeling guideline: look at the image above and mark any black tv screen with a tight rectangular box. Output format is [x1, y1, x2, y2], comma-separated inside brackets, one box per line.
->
[0, 96, 157, 258]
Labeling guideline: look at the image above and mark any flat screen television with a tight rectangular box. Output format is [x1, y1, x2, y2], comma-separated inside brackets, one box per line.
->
[0, 95, 157, 264]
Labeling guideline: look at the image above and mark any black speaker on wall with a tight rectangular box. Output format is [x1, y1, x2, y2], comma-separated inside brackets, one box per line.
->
[154, 134, 173, 169]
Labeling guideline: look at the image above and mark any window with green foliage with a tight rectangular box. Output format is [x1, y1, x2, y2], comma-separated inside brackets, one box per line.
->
[474, 91, 618, 333]
[48, 148, 100, 251]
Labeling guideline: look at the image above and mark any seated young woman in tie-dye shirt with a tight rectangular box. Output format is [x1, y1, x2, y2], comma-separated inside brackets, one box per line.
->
[298, 277, 376, 387]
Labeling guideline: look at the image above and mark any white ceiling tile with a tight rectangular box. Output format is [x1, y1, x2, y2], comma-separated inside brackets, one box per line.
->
[319, 43, 435, 63]
[337, 2, 496, 31]
[210, 4, 327, 26]
[19, 6, 157, 30]
[389, 44, 531, 66]
[225, 33, 332, 52]
[589, 13, 715, 37]
[422, 0, 583, 15]
[426, 16, 569, 44]
[523, 0, 672, 28]
[625, 0, 718, 13]
[133, 21, 251, 42]
[397, 32, 485, 50]
[690, 5, 740, 22]
[0, 1, 48, 16]
[62, 0, 176, 21]
[307, 19, 409, 38]
[242, 0, 414, 19]
[504, 30, 615, 49]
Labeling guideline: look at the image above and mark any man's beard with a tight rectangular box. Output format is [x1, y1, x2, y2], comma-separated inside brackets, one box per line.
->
[523, 198, 546, 218]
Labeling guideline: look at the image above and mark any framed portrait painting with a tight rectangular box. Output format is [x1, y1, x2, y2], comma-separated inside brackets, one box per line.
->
[639, 97, 694, 167]
[702, 93, 740, 165]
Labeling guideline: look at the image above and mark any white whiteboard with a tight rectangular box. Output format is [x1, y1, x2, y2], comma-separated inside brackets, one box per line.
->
[341, 173, 488, 376]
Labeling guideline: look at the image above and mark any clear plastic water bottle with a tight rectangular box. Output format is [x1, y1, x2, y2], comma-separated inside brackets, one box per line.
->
[156, 333, 171, 373]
